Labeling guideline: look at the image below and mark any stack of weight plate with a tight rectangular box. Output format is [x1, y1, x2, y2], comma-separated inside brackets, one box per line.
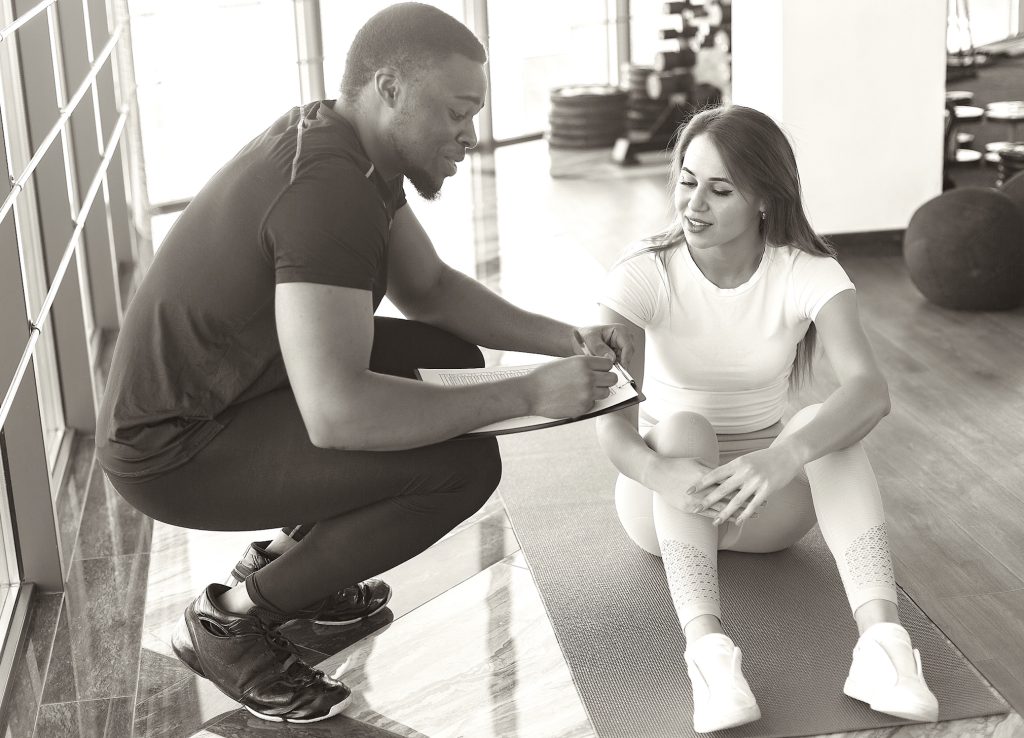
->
[548, 85, 627, 149]
[624, 65, 665, 139]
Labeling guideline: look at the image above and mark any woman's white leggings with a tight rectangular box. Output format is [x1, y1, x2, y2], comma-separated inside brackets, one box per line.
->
[616, 404, 898, 629]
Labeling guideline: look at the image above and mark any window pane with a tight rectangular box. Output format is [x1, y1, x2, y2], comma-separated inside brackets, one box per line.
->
[487, 1, 614, 141]
[129, 0, 301, 205]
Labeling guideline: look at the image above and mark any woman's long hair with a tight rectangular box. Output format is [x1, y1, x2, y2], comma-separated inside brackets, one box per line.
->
[632, 105, 836, 388]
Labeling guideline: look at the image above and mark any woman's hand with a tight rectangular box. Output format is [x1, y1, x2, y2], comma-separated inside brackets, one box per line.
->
[643, 455, 715, 514]
[692, 444, 805, 525]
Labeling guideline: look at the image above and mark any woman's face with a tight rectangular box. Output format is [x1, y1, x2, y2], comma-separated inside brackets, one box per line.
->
[674, 133, 763, 253]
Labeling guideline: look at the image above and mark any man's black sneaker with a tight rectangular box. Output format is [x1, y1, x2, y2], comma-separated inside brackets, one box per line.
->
[171, 584, 351, 723]
[227, 540, 392, 625]
[295, 579, 392, 626]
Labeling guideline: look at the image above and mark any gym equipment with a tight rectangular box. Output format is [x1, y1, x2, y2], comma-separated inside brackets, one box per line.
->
[654, 48, 698, 72]
[903, 187, 1024, 310]
[945, 104, 984, 165]
[660, 26, 699, 40]
[548, 85, 627, 149]
[994, 144, 1024, 187]
[613, 0, 731, 165]
[663, 1, 695, 13]
[984, 100, 1024, 142]
[646, 69, 694, 99]
[1001, 170, 1024, 215]
[498, 421, 1010, 738]
[691, 81, 723, 110]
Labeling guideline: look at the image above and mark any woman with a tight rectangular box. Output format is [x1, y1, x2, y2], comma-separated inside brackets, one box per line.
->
[594, 105, 938, 733]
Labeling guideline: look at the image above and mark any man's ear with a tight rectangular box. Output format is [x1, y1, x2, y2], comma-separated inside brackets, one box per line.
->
[374, 67, 400, 108]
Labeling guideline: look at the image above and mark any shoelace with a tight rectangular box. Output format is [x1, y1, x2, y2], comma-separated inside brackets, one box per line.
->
[254, 620, 328, 691]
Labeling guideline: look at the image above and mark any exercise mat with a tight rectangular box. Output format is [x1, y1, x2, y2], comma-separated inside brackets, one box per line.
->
[498, 421, 1008, 738]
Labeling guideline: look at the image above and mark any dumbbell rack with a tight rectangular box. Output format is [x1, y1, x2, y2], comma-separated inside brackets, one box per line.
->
[613, 0, 731, 165]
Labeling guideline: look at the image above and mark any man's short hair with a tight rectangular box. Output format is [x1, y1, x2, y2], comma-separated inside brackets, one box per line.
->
[340, 3, 487, 103]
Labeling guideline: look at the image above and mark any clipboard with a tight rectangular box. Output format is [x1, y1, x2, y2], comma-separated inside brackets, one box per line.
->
[416, 362, 644, 438]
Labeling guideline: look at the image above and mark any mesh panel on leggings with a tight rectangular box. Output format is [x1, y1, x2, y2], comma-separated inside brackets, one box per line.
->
[662, 539, 719, 608]
[844, 522, 896, 590]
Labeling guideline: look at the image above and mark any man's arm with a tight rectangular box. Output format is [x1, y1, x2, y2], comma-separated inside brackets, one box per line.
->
[387, 205, 617, 358]
[276, 282, 616, 451]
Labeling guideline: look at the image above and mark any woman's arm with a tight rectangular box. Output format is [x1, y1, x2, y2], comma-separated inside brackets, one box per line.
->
[696, 289, 890, 525]
[595, 306, 710, 496]
[774, 289, 891, 467]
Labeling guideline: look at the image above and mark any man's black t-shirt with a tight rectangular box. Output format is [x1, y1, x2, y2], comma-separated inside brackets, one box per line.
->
[96, 101, 406, 478]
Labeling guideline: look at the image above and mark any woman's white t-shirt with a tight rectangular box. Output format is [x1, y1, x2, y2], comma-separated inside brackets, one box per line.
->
[600, 242, 855, 434]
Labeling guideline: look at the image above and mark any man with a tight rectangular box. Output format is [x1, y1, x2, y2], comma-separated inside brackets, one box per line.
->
[96, 1, 630, 724]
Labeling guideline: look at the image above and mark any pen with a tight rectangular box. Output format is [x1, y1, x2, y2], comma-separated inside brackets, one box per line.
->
[572, 329, 634, 386]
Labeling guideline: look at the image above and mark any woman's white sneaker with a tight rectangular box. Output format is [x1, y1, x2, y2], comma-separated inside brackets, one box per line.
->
[843, 622, 939, 722]
[684, 633, 762, 734]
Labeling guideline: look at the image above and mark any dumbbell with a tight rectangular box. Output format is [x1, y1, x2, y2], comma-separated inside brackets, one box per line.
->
[691, 82, 723, 109]
[647, 69, 695, 99]
[712, 27, 731, 53]
[663, 1, 696, 13]
[654, 48, 698, 72]
[660, 26, 700, 40]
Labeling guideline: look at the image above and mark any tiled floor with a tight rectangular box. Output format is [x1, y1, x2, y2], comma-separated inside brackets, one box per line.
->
[4, 141, 1024, 737]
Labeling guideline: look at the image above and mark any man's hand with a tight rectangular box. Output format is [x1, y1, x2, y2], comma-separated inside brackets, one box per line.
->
[525, 356, 617, 419]
[572, 324, 634, 365]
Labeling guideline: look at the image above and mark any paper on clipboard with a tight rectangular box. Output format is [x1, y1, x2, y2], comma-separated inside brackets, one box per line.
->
[416, 362, 642, 437]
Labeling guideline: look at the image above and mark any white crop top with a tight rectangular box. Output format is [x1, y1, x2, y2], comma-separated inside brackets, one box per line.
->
[600, 242, 855, 433]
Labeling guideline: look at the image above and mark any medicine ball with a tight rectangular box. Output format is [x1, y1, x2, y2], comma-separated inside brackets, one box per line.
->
[1002, 169, 1024, 215]
[903, 187, 1024, 310]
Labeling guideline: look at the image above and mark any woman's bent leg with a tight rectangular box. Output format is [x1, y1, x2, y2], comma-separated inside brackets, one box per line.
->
[616, 412, 723, 631]
[637, 413, 760, 732]
[778, 404, 898, 617]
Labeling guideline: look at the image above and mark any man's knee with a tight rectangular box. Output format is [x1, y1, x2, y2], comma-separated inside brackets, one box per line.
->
[415, 321, 484, 369]
[445, 337, 485, 370]
[646, 411, 718, 465]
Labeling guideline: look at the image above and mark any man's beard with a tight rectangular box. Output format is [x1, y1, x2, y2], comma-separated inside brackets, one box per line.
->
[405, 165, 442, 201]
[389, 128, 442, 200]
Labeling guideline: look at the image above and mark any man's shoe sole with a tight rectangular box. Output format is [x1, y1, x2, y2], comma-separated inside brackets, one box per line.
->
[245, 694, 350, 723]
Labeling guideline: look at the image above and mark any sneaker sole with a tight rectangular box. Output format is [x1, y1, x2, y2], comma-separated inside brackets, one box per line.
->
[693, 704, 761, 733]
[312, 589, 393, 626]
[844, 679, 938, 722]
[245, 692, 351, 723]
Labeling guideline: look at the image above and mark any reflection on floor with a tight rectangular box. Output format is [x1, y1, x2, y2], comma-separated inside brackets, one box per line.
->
[4, 141, 1023, 738]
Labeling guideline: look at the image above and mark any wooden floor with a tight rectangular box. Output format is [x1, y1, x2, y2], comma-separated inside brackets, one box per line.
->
[3, 140, 1023, 738]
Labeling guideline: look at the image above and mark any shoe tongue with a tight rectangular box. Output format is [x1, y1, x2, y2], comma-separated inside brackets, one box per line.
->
[690, 633, 736, 656]
[864, 622, 911, 645]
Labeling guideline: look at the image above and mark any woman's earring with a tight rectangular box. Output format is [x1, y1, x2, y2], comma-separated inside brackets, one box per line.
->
[760, 210, 767, 222]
